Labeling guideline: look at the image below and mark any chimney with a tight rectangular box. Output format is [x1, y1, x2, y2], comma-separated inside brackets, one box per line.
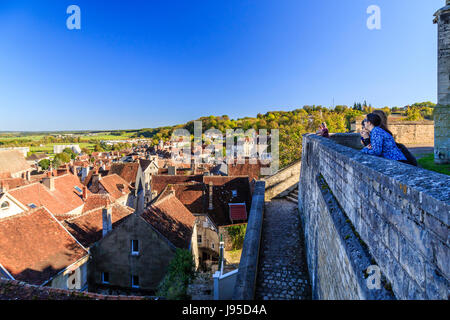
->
[168, 166, 177, 175]
[72, 165, 78, 175]
[102, 206, 112, 237]
[91, 172, 101, 192]
[26, 170, 31, 182]
[43, 175, 55, 191]
[0, 181, 8, 193]
[168, 184, 175, 196]
[82, 186, 87, 201]
[208, 181, 213, 210]
[136, 189, 145, 214]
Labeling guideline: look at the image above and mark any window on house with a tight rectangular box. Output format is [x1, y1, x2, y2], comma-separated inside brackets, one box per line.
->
[232, 190, 237, 197]
[102, 272, 109, 284]
[197, 235, 202, 244]
[131, 275, 139, 288]
[74, 186, 83, 193]
[211, 243, 215, 249]
[28, 203, 36, 209]
[131, 240, 139, 255]
[1, 202, 9, 210]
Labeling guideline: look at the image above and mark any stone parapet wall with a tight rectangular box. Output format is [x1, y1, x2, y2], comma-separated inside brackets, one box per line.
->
[262, 161, 300, 201]
[232, 181, 265, 300]
[354, 120, 434, 146]
[299, 134, 449, 300]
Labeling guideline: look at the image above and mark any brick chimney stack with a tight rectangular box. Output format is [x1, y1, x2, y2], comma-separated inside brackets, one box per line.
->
[208, 181, 213, 210]
[102, 206, 112, 237]
[0, 181, 7, 193]
[82, 186, 88, 201]
[43, 174, 55, 191]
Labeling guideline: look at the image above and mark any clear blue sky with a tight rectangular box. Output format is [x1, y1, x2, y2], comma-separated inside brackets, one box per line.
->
[0, 0, 444, 131]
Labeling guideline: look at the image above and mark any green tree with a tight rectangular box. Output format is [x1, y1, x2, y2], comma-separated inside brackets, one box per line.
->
[38, 159, 50, 170]
[226, 224, 247, 250]
[157, 249, 195, 300]
[405, 106, 424, 121]
[63, 147, 77, 160]
[53, 152, 71, 164]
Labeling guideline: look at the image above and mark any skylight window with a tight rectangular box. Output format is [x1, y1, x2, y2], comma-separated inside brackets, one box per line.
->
[28, 203, 37, 209]
[74, 186, 83, 193]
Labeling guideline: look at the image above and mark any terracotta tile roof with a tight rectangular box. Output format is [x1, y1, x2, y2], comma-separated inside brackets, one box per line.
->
[8, 174, 90, 216]
[158, 183, 205, 214]
[151, 175, 203, 194]
[99, 174, 132, 200]
[0, 150, 31, 175]
[151, 175, 252, 226]
[64, 203, 134, 247]
[139, 159, 152, 171]
[109, 162, 139, 186]
[29, 172, 47, 183]
[0, 173, 11, 179]
[0, 177, 29, 190]
[0, 207, 88, 285]
[142, 194, 195, 249]
[0, 279, 148, 300]
[82, 194, 113, 213]
[227, 161, 266, 181]
[26, 153, 48, 161]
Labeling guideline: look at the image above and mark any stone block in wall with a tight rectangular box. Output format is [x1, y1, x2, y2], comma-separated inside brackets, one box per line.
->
[398, 235, 426, 290]
[425, 261, 448, 299]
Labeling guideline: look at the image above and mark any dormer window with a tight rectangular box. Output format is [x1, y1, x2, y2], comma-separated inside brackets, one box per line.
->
[1, 201, 9, 210]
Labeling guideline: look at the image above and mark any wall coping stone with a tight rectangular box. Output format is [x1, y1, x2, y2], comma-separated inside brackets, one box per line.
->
[232, 180, 265, 300]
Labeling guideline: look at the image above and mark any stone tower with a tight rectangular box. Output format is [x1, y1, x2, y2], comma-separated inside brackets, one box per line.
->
[433, 1, 450, 164]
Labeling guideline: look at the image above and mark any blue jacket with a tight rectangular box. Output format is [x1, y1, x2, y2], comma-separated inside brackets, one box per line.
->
[361, 127, 406, 161]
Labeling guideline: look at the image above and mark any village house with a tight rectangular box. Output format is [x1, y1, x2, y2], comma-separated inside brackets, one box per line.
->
[0, 150, 33, 179]
[150, 174, 253, 269]
[0, 172, 90, 220]
[0, 206, 89, 290]
[87, 193, 198, 294]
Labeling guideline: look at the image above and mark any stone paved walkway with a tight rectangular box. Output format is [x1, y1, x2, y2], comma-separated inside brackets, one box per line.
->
[255, 198, 312, 300]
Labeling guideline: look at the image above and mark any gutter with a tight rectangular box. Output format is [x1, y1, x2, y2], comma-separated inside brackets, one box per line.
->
[0, 262, 15, 280]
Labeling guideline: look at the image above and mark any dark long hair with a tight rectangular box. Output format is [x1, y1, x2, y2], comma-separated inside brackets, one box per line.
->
[366, 113, 381, 127]
[373, 110, 393, 136]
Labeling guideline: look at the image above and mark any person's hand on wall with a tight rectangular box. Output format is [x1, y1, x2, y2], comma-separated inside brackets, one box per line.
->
[361, 129, 369, 139]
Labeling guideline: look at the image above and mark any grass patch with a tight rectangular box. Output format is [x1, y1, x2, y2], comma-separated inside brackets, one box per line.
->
[417, 153, 450, 176]
[224, 249, 242, 264]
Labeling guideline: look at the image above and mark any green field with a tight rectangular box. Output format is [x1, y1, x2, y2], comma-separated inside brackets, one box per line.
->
[0, 131, 138, 156]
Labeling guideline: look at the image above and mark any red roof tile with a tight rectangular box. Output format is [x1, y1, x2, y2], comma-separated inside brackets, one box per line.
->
[0, 207, 88, 285]
[8, 174, 90, 216]
[64, 203, 133, 247]
[108, 163, 139, 186]
[142, 194, 195, 249]
[99, 174, 132, 200]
